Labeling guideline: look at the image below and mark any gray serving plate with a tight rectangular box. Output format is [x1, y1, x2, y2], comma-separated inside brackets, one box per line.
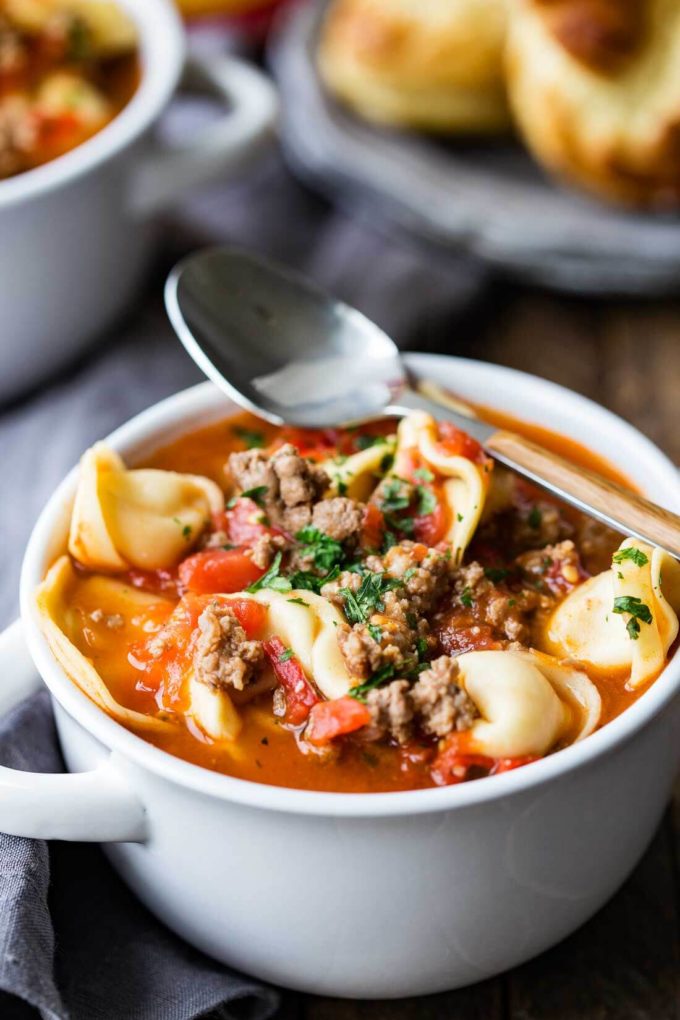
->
[269, 1, 680, 296]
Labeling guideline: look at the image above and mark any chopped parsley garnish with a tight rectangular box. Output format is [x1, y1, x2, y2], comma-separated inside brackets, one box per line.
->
[484, 566, 509, 583]
[173, 514, 191, 538]
[278, 648, 294, 662]
[367, 623, 383, 644]
[232, 425, 266, 449]
[416, 637, 428, 661]
[246, 552, 291, 594]
[356, 434, 389, 451]
[528, 506, 542, 529]
[612, 595, 653, 641]
[288, 597, 310, 607]
[382, 530, 398, 553]
[339, 572, 403, 625]
[416, 486, 437, 516]
[380, 479, 411, 514]
[287, 565, 340, 594]
[460, 586, 474, 608]
[295, 526, 345, 573]
[413, 468, 434, 483]
[613, 547, 649, 568]
[350, 664, 396, 701]
[456, 512, 464, 523]
[337, 480, 348, 496]
[379, 452, 395, 474]
[227, 485, 268, 510]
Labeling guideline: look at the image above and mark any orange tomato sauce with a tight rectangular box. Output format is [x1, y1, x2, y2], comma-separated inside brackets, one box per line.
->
[61, 409, 662, 792]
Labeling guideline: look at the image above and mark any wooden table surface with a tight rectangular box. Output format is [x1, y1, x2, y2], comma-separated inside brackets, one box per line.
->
[289, 289, 680, 1020]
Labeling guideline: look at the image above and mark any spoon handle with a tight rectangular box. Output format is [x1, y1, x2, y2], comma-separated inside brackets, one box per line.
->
[487, 430, 680, 559]
[388, 389, 680, 559]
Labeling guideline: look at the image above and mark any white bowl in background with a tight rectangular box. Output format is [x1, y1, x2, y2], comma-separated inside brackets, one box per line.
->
[0, 0, 277, 402]
[0, 354, 678, 997]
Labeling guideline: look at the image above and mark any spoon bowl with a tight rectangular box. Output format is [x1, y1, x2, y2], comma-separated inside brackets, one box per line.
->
[165, 246, 404, 427]
[165, 245, 680, 560]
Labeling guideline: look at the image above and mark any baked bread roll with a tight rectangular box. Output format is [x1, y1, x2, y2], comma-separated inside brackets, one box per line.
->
[506, 0, 680, 207]
[317, 0, 510, 134]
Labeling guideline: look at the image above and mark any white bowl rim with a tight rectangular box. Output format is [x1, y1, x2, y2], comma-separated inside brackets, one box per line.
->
[19, 353, 680, 818]
[0, 0, 185, 209]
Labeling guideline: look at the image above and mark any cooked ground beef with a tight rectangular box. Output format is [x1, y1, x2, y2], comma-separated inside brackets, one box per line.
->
[311, 497, 364, 542]
[337, 617, 414, 679]
[411, 657, 478, 737]
[365, 680, 414, 745]
[228, 444, 328, 533]
[511, 501, 573, 551]
[248, 532, 288, 570]
[193, 602, 264, 692]
[450, 560, 550, 645]
[516, 540, 583, 591]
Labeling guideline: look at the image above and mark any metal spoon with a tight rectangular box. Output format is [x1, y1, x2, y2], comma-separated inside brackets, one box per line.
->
[165, 246, 680, 559]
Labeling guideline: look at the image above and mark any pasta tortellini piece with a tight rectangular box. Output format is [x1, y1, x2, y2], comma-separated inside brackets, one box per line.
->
[5, 0, 138, 55]
[323, 437, 396, 501]
[394, 411, 491, 559]
[188, 672, 243, 743]
[36, 556, 175, 734]
[69, 443, 224, 572]
[547, 539, 680, 689]
[457, 648, 601, 758]
[252, 589, 354, 701]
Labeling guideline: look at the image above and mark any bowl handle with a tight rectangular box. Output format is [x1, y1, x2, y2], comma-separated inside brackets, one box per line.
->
[0, 621, 147, 843]
[130, 51, 278, 218]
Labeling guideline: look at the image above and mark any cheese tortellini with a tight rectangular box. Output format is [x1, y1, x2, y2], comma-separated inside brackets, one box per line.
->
[547, 539, 680, 689]
[457, 648, 601, 758]
[394, 410, 491, 559]
[68, 443, 224, 572]
[251, 589, 354, 701]
[36, 556, 175, 734]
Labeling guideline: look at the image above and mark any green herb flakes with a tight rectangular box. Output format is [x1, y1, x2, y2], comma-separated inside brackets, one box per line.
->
[612, 547, 649, 568]
[232, 426, 266, 449]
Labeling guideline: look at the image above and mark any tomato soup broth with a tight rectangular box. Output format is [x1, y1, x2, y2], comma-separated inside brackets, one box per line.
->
[45, 406, 669, 794]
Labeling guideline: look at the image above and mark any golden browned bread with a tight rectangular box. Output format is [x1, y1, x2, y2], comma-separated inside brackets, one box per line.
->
[317, 0, 510, 134]
[506, 0, 680, 208]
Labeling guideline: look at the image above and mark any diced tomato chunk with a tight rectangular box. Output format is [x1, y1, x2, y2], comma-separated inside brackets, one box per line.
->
[437, 422, 486, 464]
[361, 503, 386, 551]
[431, 734, 541, 786]
[306, 696, 372, 746]
[263, 636, 319, 725]
[413, 492, 448, 545]
[226, 497, 272, 546]
[178, 548, 264, 595]
[431, 744, 495, 787]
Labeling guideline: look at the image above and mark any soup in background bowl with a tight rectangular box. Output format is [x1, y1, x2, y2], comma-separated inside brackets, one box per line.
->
[0, 0, 140, 179]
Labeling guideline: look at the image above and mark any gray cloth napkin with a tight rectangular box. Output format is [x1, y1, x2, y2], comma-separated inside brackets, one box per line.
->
[0, 692, 281, 1020]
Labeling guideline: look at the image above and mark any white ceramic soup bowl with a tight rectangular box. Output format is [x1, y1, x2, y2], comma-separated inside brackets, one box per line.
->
[2, 354, 680, 998]
[0, 0, 277, 402]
